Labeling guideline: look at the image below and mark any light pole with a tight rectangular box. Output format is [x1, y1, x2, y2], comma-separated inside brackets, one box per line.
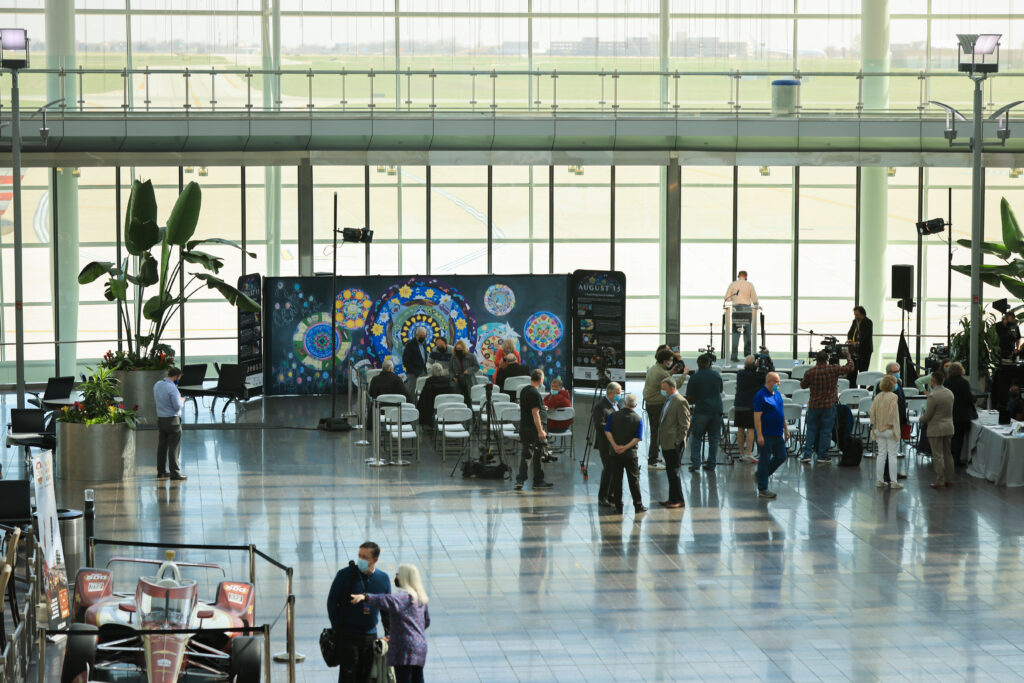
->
[1, 28, 29, 408]
[931, 34, 1023, 388]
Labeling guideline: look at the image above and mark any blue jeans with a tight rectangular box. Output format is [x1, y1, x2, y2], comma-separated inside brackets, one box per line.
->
[756, 434, 788, 491]
[802, 406, 836, 461]
[689, 412, 722, 468]
[730, 304, 752, 359]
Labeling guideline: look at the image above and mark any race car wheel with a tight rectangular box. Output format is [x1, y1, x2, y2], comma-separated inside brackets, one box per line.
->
[60, 623, 98, 683]
[230, 636, 262, 682]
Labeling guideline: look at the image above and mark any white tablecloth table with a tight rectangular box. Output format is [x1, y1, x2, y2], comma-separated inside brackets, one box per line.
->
[966, 420, 1024, 487]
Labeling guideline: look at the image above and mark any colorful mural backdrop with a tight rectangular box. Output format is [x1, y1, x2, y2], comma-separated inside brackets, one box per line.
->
[264, 275, 571, 395]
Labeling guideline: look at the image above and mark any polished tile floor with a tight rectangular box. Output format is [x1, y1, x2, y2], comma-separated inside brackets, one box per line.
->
[7, 388, 1024, 682]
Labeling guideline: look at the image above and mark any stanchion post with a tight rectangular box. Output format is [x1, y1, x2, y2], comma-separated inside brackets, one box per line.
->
[248, 545, 256, 585]
[263, 623, 272, 683]
[273, 567, 305, 670]
[36, 627, 45, 683]
[84, 488, 95, 566]
[356, 368, 370, 446]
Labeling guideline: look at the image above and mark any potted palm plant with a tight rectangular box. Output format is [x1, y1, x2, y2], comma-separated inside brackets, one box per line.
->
[78, 179, 259, 423]
[55, 367, 138, 481]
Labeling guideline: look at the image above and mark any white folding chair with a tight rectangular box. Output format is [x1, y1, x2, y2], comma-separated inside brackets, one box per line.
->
[722, 380, 737, 397]
[790, 365, 809, 380]
[365, 368, 383, 384]
[382, 404, 419, 464]
[792, 388, 810, 407]
[775, 371, 790, 380]
[414, 375, 428, 398]
[547, 407, 576, 461]
[903, 387, 919, 398]
[496, 403, 522, 449]
[784, 403, 804, 454]
[856, 371, 885, 391]
[780, 379, 802, 397]
[474, 375, 490, 385]
[839, 388, 870, 410]
[856, 396, 874, 443]
[837, 378, 850, 392]
[436, 404, 473, 462]
[503, 376, 531, 397]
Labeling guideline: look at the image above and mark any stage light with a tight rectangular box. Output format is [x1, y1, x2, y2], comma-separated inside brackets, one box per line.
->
[0, 28, 29, 69]
[758, 166, 770, 177]
[887, 167, 897, 177]
[1011, 168, 1022, 178]
[342, 227, 373, 244]
[897, 298, 916, 313]
[993, 298, 1010, 314]
[957, 33, 1001, 73]
[916, 217, 946, 236]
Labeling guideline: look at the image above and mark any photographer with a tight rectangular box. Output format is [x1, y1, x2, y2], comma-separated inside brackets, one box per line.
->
[799, 348, 854, 465]
[656, 344, 686, 375]
[846, 306, 873, 373]
[734, 356, 762, 462]
[994, 310, 1022, 409]
[686, 353, 724, 472]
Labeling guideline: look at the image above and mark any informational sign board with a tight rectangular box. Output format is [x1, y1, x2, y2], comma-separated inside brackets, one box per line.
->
[263, 274, 571, 395]
[571, 270, 627, 386]
[237, 274, 263, 391]
[31, 450, 70, 631]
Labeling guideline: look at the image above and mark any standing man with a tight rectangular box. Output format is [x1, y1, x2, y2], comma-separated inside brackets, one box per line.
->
[643, 348, 676, 470]
[514, 369, 553, 491]
[944, 362, 977, 466]
[402, 327, 429, 396]
[429, 336, 452, 366]
[153, 367, 186, 481]
[993, 309, 1021, 409]
[799, 348, 854, 465]
[593, 382, 622, 508]
[658, 378, 690, 509]
[920, 370, 956, 489]
[604, 394, 647, 514]
[846, 305, 874, 379]
[686, 354, 724, 472]
[327, 541, 392, 683]
[724, 270, 758, 362]
[753, 372, 789, 499]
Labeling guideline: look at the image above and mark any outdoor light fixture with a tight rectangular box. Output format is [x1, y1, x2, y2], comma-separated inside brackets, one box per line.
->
[376, 164, 386, 173]
[184, 166, 194, 174]
[957, 33, 1001, 73]
[1012, 168, 1022, 178]
[386, 165, 396, 176]
[916, 217, 946, 236]
[198, 167, 209, 177]
[887, 167, 897, 177]
[0, 28, 29, 68]
[342, 227, 373, 244]
[71, 167, 80, 177]
[759, 166, 770, 177]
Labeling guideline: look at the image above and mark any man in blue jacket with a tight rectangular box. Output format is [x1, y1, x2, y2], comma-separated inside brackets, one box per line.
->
[402, 328, 429, 395]
[327, 541, 392, 683]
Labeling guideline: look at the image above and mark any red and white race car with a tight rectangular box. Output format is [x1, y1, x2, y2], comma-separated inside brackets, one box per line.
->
[61, 551, 262, 683]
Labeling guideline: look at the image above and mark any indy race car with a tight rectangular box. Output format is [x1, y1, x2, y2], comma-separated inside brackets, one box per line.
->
[61, 551, 262, 683]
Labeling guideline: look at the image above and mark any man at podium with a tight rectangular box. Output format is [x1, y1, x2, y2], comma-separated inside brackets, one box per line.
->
[724, 270, 759, 362]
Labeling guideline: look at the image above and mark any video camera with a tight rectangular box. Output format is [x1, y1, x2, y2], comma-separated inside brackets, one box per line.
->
[591, 345, 616, 382]
[698, 344, 717, 364]
[754, 346, 775, 374]
[925, 343, 951, 372]
[819, 335, 853, 365]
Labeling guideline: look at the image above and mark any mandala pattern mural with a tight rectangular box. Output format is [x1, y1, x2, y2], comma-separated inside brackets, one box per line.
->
[523, 311, 564, 352]
[335, 288, 373, 330]
[474, 322, 519, 377]
[483, 283, 516, 317]
[294, 312, 350, 367]
[364, 279, 476, 375]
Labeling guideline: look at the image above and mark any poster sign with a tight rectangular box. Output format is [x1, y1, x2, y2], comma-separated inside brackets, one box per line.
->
[263, 274, 571, 395]
[571, 270, 627, 385]
[31, 450, 71, 630]
[238, 274, 264, 392]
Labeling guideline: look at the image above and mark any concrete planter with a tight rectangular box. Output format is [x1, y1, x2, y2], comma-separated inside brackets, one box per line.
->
[56, 421, 136, 481]
[113, 369, 166, 425]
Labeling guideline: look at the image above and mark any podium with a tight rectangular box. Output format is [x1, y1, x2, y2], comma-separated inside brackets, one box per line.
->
[722, 302, 761, 361]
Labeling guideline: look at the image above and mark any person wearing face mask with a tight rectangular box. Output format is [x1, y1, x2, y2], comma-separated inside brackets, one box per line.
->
[428, 336, 452, 366]
[876, 362, 909, 483]
[592, 382, 622, 508]
[153, 366, 187, 481]
[327, 541, 393, 683]
[642, 349, 677, 470]
[604, 393, 647, 514]
[920, 370, 956, 489]
[402, 327, 430, 395]
[657, 377, 691, 508]
[753, 372, 789, 498]
[448, 339, 479, 405]
[351, 563, 430, 683]
[685, 353, 724, 472]
[543, 378, 572, 432]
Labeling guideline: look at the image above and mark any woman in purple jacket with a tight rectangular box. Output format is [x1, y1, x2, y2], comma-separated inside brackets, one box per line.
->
[352, 563, 430, 683]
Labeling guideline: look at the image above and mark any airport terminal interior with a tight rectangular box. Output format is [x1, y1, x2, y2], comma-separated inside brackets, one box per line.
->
[3, 1, 1024, 681]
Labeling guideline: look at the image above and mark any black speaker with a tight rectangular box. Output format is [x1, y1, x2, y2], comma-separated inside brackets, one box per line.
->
[891, 264, 914, 301]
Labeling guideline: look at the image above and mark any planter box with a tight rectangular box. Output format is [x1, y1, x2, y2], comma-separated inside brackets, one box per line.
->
[113, 369, 167, 425]
[56, 421, 136, 481]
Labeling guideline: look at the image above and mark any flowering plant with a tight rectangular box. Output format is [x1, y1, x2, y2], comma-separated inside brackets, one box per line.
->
[54, 366, 139, 429]
[99, 348, 175, 372]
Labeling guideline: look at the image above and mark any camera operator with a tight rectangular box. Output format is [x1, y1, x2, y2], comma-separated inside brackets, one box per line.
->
[799, 347, 854, 465]
[993, 310, 1022, 409]
[656, 344, 686, 375]
[846, 306, 874, 375]
[734, 356, 762, 463]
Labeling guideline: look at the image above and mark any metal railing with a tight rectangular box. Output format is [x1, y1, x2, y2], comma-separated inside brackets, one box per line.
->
[0, 526, 41, 683]
[1, 66, 1021, 118]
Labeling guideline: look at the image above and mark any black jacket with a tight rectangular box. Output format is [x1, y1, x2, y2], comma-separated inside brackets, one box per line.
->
[495, 363, 531, 399]
[368, 371, 410, 403]
[606, 408, 643, 457]
[734, 368, 762, 409]
[944, 374, 978, 424]
[416, 376, 456, 425]
[402, 338, 428, 376]
[592, 396, 616, 455]
[847, 317, 874, 356]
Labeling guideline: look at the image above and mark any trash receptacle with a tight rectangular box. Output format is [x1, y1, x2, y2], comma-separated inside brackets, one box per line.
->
[57, 508, 85, 581]
[771, 79, 800, 115]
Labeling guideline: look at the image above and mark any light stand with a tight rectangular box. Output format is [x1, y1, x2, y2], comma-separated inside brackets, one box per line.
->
[1, 28, 29, 408]
[916, 187, 954, 346]
[317, 192, 373, 432]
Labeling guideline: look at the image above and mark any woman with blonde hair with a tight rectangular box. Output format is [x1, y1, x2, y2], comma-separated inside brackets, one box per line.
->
[449, 339, 480, 405]
[870, 374, 902, 490]
[493, 338, 521, 375]
[352, 563, 430, 683]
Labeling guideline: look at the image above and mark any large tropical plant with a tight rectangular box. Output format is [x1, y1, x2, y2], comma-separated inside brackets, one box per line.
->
[55, 366, 139, 428]
[78, 179, 259, 369]
[952, 196, 1024, 301]
[949, 307, 1001, 382]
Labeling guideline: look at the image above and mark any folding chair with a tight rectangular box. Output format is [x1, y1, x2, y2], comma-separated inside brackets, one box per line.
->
[779, 379, 802, 398]
[792, 389, 810, 408]
[415, 375, 428, 400]
[856, 371, 885, 391]
[436, 404, 473, 462]
[790, 365, 809, 380]
[837, 378, 851, 392]
[784, 403, 804, 454]
[383, 404, 419, 465]
[546, 407, 575, 461]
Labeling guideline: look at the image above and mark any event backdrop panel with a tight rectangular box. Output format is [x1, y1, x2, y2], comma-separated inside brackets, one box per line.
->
[264, 274, 571, 395]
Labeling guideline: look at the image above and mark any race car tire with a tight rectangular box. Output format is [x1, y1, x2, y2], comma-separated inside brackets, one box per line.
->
[230, 636, 262, 682]
[60, 623, 98, 683]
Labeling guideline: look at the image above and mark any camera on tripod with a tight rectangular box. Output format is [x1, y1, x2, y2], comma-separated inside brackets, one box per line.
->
[925, 343, 951, 372]
[819, 335, 853, 365]
[754, 346, 775, 374]
[698, 345, 717, 364]
[591, 345, 615, 382]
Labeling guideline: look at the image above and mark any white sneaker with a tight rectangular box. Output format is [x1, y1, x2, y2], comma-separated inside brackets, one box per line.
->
[876, 480, 887, 488]
[889, 481, 904, 490]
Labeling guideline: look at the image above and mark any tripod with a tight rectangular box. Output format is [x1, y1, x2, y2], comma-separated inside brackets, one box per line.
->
[579, 371, 610, 479]
[450, 383, 510, 478]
